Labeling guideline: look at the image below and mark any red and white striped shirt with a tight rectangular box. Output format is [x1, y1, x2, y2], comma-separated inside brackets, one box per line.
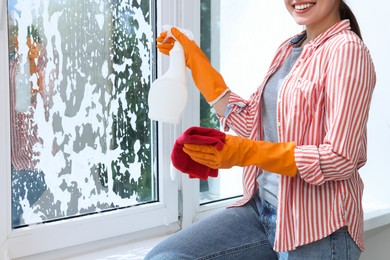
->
[221, 20, 376, 252]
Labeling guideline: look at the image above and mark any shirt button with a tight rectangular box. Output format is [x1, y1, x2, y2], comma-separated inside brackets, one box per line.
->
[277, 122, 282, 127]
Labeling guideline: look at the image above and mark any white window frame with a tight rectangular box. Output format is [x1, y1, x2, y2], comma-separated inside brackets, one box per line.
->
[177, 0, 243, 228]
[0, 0, 181, 258]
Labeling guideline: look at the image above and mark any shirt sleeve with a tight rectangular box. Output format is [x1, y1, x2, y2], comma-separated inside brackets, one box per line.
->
[295, 41, 376, 185]
[219, 91, 261, 138]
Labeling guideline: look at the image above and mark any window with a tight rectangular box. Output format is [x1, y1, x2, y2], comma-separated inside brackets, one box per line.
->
[178, 0, 303, 225]
[8, 0, 157, 229]
[198, 0, 243, 205]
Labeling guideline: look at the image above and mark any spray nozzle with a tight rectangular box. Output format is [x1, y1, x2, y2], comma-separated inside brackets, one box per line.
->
[161, 25, 194, 43]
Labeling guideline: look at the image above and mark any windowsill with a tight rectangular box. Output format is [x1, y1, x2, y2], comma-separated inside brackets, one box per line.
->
[363, 207, 390, 231]
[66, 234, 172, 260]
[65, 207, 390, 259]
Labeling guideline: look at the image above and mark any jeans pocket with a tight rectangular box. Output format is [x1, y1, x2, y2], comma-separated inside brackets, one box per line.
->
[288, 227, 361, 260]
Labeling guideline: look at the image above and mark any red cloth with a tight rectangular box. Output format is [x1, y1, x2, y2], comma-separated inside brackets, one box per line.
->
[171, 126, 226, 180]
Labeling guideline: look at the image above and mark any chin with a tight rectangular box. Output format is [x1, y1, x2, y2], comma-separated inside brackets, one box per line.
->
[292, 17, 309, 27]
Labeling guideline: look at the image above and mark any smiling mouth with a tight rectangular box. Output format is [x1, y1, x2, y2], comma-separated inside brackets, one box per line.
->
[294, 3, 315, 11]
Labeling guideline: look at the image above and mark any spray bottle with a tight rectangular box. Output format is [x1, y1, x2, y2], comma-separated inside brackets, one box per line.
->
[148, 25, 193, 124]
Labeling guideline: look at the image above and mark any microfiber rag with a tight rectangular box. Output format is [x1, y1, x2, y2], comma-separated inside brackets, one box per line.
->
[171, 126, 226, 180]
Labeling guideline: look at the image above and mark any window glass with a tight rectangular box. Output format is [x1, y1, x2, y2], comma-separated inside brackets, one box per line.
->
[199, 0, 242, 204]
[8, 0, 157, 228]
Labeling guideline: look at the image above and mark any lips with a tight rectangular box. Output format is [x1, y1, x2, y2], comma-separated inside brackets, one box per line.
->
[294, 2, 315, 12]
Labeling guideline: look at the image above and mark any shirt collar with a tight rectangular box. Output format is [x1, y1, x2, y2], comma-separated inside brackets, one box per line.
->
[289, 19, 351, 48]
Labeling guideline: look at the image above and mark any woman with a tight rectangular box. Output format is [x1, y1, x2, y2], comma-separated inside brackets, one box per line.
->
[146, 0, 376, 259]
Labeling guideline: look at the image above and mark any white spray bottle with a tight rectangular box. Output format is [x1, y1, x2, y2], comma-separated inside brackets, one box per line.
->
[148, 25, 193, 124]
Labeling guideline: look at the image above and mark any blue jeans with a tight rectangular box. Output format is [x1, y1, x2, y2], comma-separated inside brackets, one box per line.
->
[145, 196, 361, 259]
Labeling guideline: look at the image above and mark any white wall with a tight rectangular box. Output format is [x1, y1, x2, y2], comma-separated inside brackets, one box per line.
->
[219, 0, 300, 100]
[349, 1, 390, 211]
[350, 1, 390, 258]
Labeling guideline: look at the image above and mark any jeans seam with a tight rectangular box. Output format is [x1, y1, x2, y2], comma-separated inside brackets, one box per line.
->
[197, 240, 269, 260]
[345, 231, 351, 260]
[331, 232, 336, 260]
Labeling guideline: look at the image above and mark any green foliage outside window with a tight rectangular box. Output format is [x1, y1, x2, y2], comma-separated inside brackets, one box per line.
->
[200, 0, 220, 130]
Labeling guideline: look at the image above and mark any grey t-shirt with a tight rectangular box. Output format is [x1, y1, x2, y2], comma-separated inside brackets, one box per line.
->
[257, 46, 303, 207]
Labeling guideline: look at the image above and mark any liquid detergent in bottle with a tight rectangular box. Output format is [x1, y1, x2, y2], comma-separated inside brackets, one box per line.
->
[148, 26, 193, 124]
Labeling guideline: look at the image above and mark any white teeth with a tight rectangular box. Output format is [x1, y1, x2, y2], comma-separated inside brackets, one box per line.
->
[295, 3, 314, 10]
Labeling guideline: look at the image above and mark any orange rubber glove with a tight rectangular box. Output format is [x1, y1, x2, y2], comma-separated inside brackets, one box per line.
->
[156, 27, 229, 104]
[183, 134, 297, 177]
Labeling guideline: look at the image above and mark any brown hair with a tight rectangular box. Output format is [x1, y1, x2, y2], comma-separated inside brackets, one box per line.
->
[340, 1, 362, 40]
